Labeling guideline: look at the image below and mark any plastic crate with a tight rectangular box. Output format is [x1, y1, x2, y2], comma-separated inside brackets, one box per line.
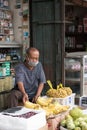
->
[79, 96, 87, 107]
[53, 93, 75, 106]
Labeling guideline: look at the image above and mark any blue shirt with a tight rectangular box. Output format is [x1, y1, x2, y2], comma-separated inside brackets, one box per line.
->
[15, 62, 46, 99]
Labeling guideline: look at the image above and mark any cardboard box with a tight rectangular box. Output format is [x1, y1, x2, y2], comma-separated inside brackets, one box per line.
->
[47, 111, 69, 130]
[47, 116, 61, 130]
[0, 107, 47, 130]
[39, 124, 48, 130]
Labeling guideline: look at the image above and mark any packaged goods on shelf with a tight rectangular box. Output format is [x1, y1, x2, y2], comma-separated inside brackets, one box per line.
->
[65, 58, 81, 70]
[0, 62, 11, 77]
[0, 76, 13, 91]
[4, 76, 13, 91]
[65, 53, 87, 96]
[0, 79, 4, 92]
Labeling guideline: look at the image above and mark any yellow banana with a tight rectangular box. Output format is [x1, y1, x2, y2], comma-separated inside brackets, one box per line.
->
[24, 101, 40, 109]
[36, 96, 53, 107]
[36, 97, 48, 106]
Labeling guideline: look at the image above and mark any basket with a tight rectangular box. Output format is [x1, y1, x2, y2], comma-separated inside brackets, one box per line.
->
[79, 96, 87, 107]
[53, 93, 75, 106]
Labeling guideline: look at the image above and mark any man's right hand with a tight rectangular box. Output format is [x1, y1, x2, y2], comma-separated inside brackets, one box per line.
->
[23, 93, 29, 103]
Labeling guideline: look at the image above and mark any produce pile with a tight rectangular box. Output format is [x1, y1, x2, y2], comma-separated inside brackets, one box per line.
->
[46, 80, 72, 98]
[24, 96, 70, 117]
[60, 107, 87, 130]
[24, 81, 73, 118]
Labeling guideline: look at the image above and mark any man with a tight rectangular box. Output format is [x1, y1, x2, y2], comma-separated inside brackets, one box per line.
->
[7, 47, 46, 108]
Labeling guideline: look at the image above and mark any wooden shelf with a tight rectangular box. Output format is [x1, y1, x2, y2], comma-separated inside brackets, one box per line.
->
[0, 60, 21, 63]
[65, 20, 74, 24]
[65, 78, 80, 82]
[0, 7, 10, 11]
[66, 0, 87, 8]
[65, 68, 80, 72]
[0, 41, 22, 48]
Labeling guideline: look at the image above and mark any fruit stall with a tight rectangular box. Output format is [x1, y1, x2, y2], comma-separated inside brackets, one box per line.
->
[0, 80, 87, 130]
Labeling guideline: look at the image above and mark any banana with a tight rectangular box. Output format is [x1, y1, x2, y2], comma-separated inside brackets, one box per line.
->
[36, 96, 53, 107]
[36, 97, 48, 106]
[24, 101, 40, 109]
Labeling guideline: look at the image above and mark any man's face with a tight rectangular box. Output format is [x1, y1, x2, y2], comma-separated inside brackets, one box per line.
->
[27, 50, 39, 67]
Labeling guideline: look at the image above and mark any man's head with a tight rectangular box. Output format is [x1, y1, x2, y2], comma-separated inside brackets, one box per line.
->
[25, 47, 39, 67]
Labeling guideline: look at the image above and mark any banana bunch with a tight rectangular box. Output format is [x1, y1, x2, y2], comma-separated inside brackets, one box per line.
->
[36, 96, 53, 107]
[42, 101, 69, 117]
[46, 81, 72, 98]
[53, 105, 69, 115]
[50, 101, 69, 114]
[57, 83, 72, 97]
[46, 89, 58, 97]
[46, 88, 67, 98]
[57, 88, 67, 98]
[24, 97, 70, 118]
[42, 106, 54, 117]
[63, 87, 72, 95]
[24, 101, 40, 109]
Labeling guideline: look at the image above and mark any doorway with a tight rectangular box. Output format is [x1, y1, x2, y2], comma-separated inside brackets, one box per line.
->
[29, 0, 64, 87]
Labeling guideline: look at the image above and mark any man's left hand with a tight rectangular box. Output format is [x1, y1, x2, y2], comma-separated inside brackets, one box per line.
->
[32, 95, 39, 103]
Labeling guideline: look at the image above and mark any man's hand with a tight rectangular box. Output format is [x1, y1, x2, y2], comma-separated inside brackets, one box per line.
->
[32, 95, 39, 103]
[23, 93, 29, 103]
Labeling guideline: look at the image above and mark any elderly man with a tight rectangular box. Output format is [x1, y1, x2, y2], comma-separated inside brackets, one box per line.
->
[8, 47, 46, 108]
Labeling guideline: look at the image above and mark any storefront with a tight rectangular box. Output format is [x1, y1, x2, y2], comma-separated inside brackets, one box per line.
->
[0, 0, 87, 130]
